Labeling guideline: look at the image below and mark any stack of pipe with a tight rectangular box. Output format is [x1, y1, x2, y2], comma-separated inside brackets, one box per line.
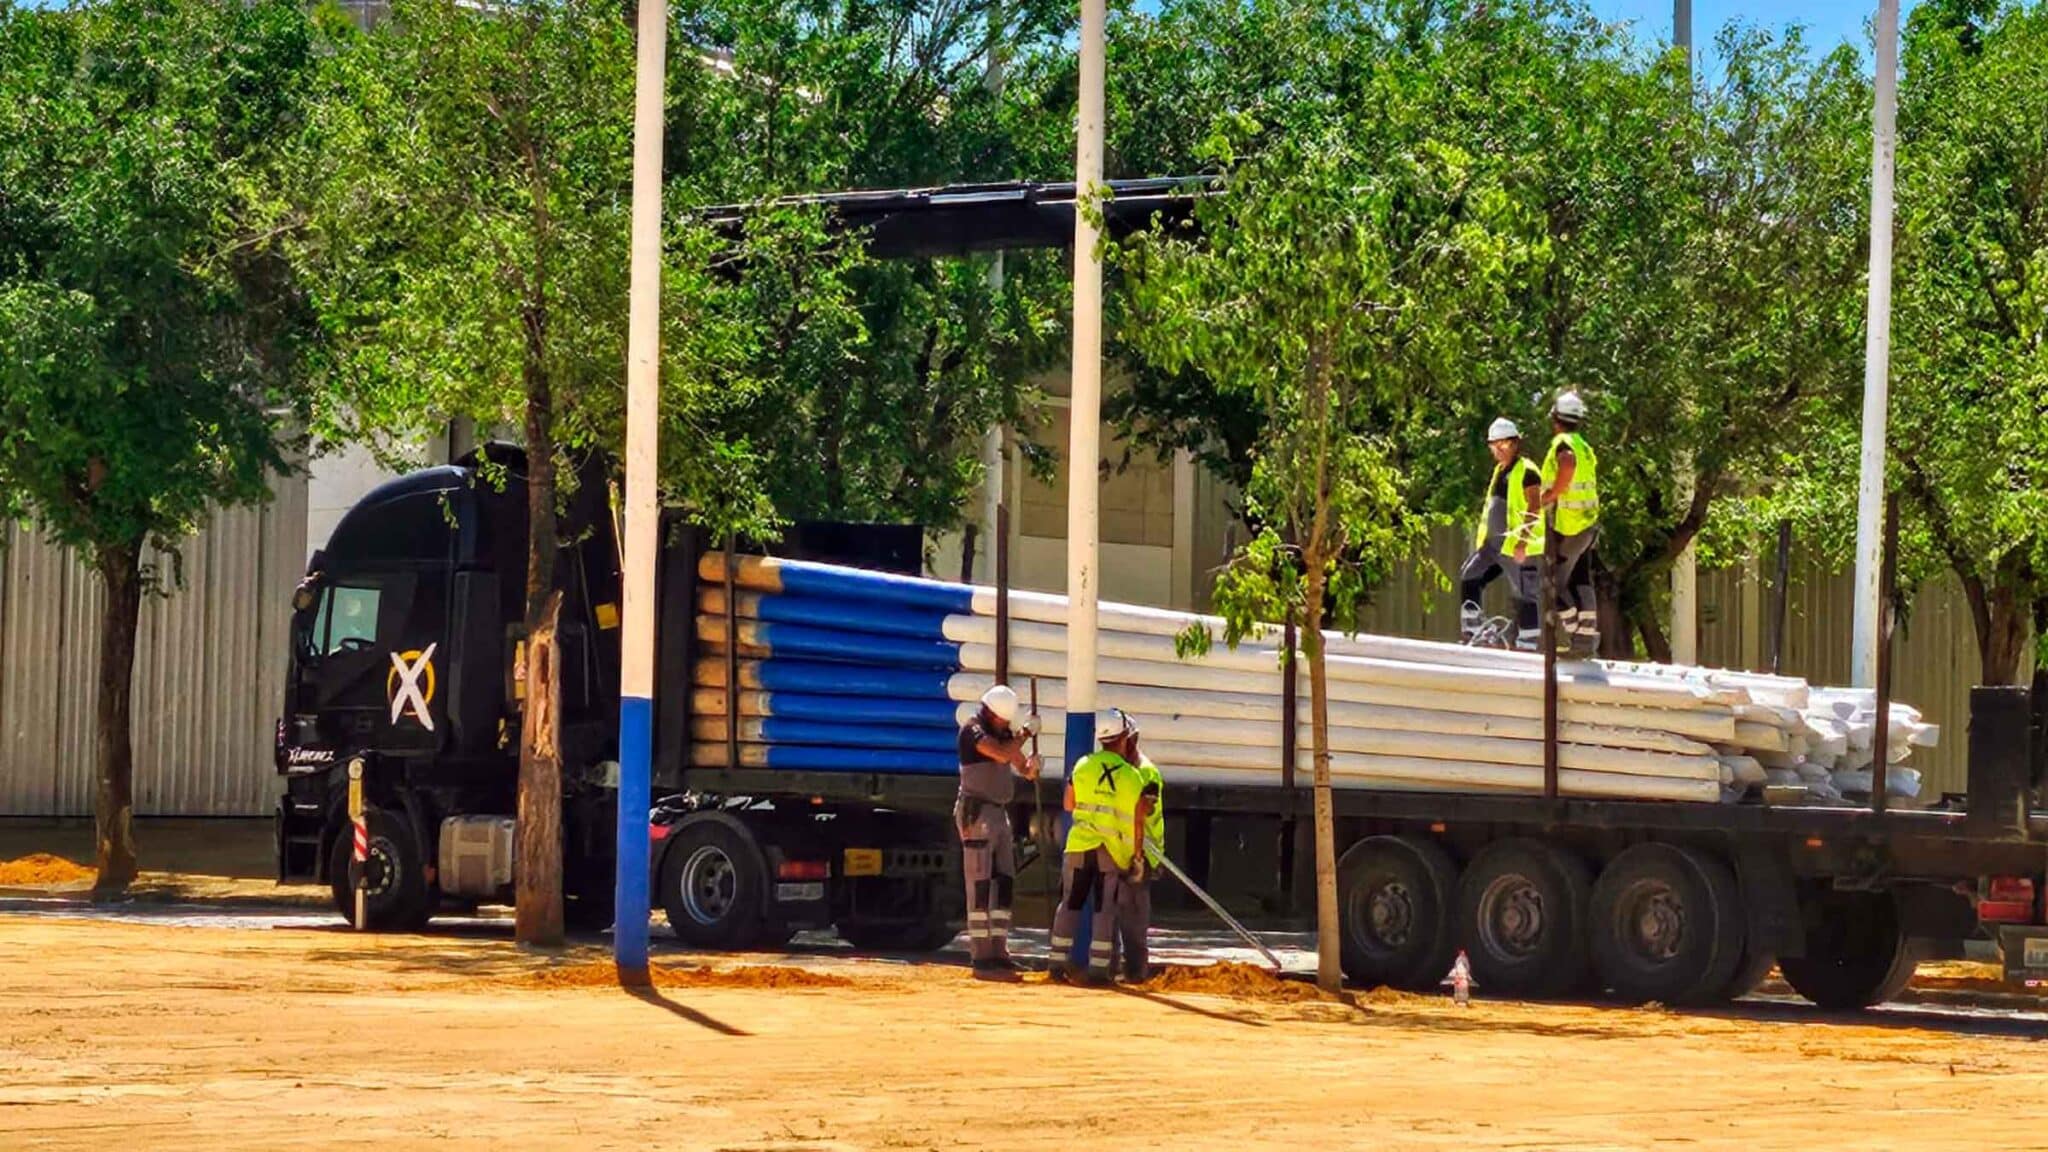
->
[688, 554, 1935, 805]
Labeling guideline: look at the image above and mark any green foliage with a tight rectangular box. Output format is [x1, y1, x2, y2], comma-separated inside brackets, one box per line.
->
[0, 0, 318, 584]
[684, 0, 1070, 532]
[1120, 106, 1522, 650]
[1891, 0, 2048, 677]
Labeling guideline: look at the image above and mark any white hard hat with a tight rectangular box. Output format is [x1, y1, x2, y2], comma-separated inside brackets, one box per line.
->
[980, 684, 1020, 723]
[1095, 708, 1137, 743]
[1487, 417, 1520, 443]
[1551, 391, 1589, 422]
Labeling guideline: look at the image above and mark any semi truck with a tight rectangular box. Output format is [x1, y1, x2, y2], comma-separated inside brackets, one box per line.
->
[277, 444, 2048, 1010]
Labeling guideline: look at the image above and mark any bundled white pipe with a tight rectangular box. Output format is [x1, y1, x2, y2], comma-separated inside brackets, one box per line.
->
[936, 670, 1742, 744]
[945, 698, 1717, 757]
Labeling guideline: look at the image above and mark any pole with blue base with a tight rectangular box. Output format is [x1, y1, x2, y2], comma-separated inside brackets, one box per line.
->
[1062, 0, 1107, 979]
[614, 0, 667, 987]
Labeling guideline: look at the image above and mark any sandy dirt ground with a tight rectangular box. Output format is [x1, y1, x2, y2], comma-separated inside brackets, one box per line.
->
[5, 914, 2048, 1152]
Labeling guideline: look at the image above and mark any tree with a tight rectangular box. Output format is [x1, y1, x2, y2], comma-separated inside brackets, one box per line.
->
[1890, 0, 2048, 684]
[1123, 110, 1523, 991]
[0, 0, 318, 895]
[682, 0, 1070, 537]
[295, 0, 660, 944]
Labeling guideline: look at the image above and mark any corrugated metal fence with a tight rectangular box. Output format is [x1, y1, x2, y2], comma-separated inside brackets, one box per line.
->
[0, 479, 306, 817]
[1356, 524, 2003, 797]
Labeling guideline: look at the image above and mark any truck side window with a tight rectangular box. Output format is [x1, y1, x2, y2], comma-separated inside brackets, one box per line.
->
[314, 585, 382, 655]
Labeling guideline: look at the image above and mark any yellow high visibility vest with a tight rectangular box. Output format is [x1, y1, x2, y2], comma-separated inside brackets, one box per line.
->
[1136, 755, 1164, 866]
[1065, 751, 1140, 869]
[1473, 457, 1546, 557]
[1542, 432, 1599, 536]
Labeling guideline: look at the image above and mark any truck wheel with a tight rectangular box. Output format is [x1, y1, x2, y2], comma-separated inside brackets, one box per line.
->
[1778, 890, 1920, 1011]
[1589, 843, 1743, 1005]
[1456, 839, 1592, 998]
[660, 819, 768, 950]
[1338, 835, 1459, 989]
[326, 808, 432, 932]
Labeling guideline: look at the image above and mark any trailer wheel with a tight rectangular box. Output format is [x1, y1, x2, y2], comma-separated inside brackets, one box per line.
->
[1337, 836, 1460, 989]
[660, 819, 768, 950]
[1778, 890, 1920, 1011]
[1589, 844, 1742, 1005]
[325, 808, 432, 932]
[1456, 839, 1592, 998]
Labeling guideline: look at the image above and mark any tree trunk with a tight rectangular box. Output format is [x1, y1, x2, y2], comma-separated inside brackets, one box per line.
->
[2031, 597, 2046, 790]
[515, 590, 565, 945]
[91, 541, 144, 898]
[515, 314, 565, 945]
[1594, 567, 1631, 661]
[1977, 585, 2030, 687]
[1302, 557, 1341, 994]
[1633, 599, 1673, 665]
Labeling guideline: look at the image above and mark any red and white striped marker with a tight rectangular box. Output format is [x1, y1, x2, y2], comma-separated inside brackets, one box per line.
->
[347, 759, 368, 931]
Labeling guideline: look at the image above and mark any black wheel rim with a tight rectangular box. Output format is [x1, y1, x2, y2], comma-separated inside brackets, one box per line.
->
[1618, 878, 1686, 964]
[1478, 874, 1547, 960]
[680, 844, 739, 926]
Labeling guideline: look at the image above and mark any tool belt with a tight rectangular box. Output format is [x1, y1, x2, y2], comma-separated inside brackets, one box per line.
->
[954, 791, 993, 830]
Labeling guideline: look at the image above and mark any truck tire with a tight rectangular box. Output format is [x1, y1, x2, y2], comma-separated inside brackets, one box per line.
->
[1456, 839, 1592, 998]
[1337, 835, 1460, 989]
[660, 819, 769, 950]
[1589, 843, 1743, 1005]
[326, 807, 432, 932]
[1778, 890, 1920, 1011]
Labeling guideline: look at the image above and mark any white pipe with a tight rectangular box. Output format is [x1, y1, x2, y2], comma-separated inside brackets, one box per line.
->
[1064, 0, 1107, 747]
[1851, 0, 1900, 689]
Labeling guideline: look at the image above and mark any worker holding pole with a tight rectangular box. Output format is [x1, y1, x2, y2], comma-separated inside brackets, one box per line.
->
[1113, 724, 1165, 983]
[1539, 392, 1602, 657]
[1459, 417, 1546, 651]
[1053, 707, 1148, 985]
[957, 685, 1040, 978]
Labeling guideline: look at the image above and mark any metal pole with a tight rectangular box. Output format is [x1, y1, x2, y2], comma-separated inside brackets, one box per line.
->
[1061, 0, 1107, 776]
[613, 0, 666, 984]
[1669, 0, 1697, 667]
[1873, 494, 1899, 814]
[995, 503, 1011, 684]
[1279, 612, 1298, 909]
[1851, 0, 1901, 690]
[1542, 507, 1560, 800]
[723, 536, 738, 769]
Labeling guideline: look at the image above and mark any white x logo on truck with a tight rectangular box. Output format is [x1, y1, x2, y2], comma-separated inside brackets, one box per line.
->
[388, 643, 438, 731]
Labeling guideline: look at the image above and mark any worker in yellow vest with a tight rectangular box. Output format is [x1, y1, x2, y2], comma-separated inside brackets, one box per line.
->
[1539, 391, 1601, 657]
[1112, 724, 1165, 982]
[1458, 417, 1546, 651]
[1051, 708, 1149, 985]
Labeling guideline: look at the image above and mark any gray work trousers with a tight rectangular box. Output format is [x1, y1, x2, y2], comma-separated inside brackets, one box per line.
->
[1113, 873, 1152, 982]
[1051, 848, 1121, 977]
[957, 795, 1016, 962]
[1550, 527, 1600, 644]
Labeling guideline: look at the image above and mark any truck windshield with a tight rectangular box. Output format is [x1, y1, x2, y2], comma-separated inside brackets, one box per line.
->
[307, 584, 382, 657]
